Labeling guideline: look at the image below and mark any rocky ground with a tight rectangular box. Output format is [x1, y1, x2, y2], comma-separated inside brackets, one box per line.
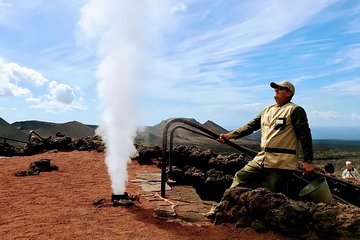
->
[136, 145, 360, 239]
[0, 150, 287, 240]
[1, 134, 359, 239]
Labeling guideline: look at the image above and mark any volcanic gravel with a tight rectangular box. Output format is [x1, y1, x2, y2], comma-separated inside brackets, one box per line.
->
[0, 151, 288, 240]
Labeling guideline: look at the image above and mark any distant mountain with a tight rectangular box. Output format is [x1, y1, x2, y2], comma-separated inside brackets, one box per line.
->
[138, 118, 203, 141]
[136, 118, 200, 144]
[12, 120, 96, 139]
[0, 117, 28, 142]
[136, 118, 259, 146]
[2, 116, 360, 153]
[202, 120, 228, 134]
[12, 120, 57, 134]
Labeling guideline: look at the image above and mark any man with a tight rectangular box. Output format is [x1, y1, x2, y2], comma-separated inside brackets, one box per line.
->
[342, 161, 360, 179]
[207, 81, 315, 218]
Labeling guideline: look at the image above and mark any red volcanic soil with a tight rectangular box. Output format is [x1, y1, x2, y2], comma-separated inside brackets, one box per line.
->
[0, 151, 288, 240]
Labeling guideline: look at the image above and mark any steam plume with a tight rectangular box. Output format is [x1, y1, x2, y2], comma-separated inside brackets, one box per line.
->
[79, 0, 171, 194]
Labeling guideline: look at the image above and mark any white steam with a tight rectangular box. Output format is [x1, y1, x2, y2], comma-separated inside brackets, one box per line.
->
[79, 0, 172, 194]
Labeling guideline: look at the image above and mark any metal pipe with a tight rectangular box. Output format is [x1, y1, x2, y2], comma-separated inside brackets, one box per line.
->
[161, 117, 257, 197]
[169, 125, 215, 175]
[0, 136, 28, 144]
[160, 118, 360, 207]
[28, 130, 45, 142]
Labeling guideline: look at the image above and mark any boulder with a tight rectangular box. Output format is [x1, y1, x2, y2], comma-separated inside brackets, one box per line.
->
[215, 187, 360, 239]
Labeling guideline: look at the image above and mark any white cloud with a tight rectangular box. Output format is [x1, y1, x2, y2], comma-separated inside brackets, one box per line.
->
[172, 2, 187, 13]
[0, 58, 47, 97]
[337, 45, 360, 70]
[346, 17, 360, 33]
[173, 0, 338, 59]
[0, 58, 87, 112]
[287, 72, 330, 85]
[311, 110, 360, 121]
[0, 1, 12, 25]
[0, 1, 12, 8]
[0, 84, 30, 97]
[322, 78, 360, 96]
[144, 0, 340, 107]
[0, 0, 41, 27]
[3, 62, 48, 86]
[311, 110, 339, 119]
[347, 112, 360, 120]
[48, 81, 74, 105]
[25, 97, 41, 103]
[26, 81, 87, 111]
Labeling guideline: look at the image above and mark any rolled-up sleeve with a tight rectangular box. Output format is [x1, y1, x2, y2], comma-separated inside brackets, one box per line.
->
[291, 107, 313, 163]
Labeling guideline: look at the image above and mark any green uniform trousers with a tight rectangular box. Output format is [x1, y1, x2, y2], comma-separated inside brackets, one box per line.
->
[230, 159, 292, 193]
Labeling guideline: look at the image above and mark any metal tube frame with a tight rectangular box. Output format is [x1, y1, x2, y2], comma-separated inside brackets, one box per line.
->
[161, 117, 257, 197]
[160, 117, 360, 207]
[168, 125, 216, 175]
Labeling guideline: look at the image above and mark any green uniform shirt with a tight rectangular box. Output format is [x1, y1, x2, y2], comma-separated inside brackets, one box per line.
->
[231, 104, 313, 163]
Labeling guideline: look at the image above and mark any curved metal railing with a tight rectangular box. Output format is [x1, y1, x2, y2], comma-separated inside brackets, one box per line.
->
[161, 117, 257, 197]
[160, 117, 360, 207]
[28, 130, 45, 141]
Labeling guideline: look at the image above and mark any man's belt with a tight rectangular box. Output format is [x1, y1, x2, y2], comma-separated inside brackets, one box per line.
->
[264, 147, 296, 155]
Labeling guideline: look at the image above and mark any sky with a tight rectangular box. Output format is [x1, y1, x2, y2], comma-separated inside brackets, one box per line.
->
[1, 0, 360, 138]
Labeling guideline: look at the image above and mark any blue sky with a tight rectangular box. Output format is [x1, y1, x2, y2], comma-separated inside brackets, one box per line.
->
[1, 0, 360, 136]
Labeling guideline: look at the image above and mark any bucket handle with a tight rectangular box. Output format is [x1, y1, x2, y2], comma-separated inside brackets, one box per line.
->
[292, 173, 355, 206]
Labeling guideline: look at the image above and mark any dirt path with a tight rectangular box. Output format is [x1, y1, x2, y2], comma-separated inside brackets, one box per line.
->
[0, 151, 288, 239]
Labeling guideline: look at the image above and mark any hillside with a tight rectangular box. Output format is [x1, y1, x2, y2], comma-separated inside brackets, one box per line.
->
[0, 117, 28, 142]
[2, 117, 360, 156]
[4, 116, 258, 146]
[136, 118, 259, 148]
[11, 120, 96, 139]
[12, 120, 57, 132]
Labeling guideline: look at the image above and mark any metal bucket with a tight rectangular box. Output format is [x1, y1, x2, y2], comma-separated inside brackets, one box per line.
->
[299, 177, 332, 204]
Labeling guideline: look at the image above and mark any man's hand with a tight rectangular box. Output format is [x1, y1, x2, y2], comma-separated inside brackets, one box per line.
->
[302, 161, 315, 175]
[217, 133, 232, 143]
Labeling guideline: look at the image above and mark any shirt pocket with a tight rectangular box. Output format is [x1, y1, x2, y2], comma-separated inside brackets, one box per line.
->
[274, 117, 286, 130]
